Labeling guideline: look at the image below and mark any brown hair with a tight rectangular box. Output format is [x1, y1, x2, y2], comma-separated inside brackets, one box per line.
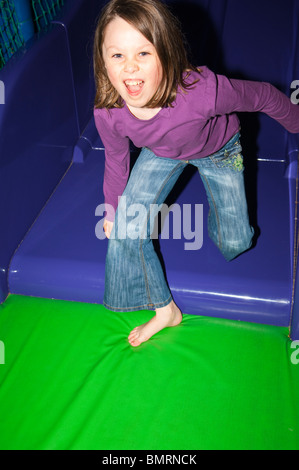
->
[93, 0, 200, 109]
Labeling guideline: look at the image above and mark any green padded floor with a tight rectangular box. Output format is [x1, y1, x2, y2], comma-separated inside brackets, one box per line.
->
[0, 294, 299, 450]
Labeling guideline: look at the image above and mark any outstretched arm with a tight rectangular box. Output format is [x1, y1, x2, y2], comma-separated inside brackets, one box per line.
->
[215, 74, 299, 134]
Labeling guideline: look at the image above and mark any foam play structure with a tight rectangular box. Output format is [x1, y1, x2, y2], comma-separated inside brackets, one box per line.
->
[0, 0, 299, 339]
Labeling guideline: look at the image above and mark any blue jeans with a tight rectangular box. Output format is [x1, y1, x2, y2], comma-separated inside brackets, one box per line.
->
[104, 132, 254, 312]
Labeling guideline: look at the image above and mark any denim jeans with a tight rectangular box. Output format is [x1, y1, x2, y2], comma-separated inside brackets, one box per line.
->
[103, 132, 254, 312]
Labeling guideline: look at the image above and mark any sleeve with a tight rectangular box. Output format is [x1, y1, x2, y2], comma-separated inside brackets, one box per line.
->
[208, 70, 299, 134]
[94, 109, 130, 222]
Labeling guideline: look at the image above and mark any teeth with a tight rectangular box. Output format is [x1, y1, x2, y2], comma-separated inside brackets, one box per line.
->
[125, 80, 143, 86]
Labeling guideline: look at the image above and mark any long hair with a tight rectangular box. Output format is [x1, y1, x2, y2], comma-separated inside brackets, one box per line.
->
[93, 0, 199, 109]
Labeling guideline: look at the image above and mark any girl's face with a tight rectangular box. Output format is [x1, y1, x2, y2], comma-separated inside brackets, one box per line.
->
[102, 16, 163, 114]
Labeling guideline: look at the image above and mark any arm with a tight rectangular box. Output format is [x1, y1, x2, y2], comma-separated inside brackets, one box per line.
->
[94, 109, 130, 224]
[211, 72, 299, 134]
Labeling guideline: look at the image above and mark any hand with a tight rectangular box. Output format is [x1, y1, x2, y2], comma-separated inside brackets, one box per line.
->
[103, 219, 114, 239]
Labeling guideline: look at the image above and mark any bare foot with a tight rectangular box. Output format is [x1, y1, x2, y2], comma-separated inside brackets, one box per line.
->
[128, 301, 182, 347]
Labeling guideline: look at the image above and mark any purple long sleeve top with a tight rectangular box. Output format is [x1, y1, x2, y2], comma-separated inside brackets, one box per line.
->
[94, 66, 299, 221]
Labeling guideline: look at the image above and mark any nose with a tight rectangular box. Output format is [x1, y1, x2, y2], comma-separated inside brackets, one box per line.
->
[124, 59, 139, 74]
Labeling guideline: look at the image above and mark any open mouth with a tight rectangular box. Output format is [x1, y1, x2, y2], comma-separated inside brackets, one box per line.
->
[124, 80, 144, 95]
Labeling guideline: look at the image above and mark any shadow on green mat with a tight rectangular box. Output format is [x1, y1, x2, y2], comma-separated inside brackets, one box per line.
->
[0, 294, 298, 450]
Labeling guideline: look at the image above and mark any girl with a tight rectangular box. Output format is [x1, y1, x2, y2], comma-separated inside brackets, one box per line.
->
[93, 0, 299, 347]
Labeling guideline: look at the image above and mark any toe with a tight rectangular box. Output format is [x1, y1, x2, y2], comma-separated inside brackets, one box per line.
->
[130, 338, 142, 347]
[128, 328, 139, 343]
[128, 334, 141, 347]
[128, 328, 138, 340]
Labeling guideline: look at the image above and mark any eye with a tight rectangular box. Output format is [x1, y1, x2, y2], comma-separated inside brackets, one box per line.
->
[139, 51, 150, 57]
[112, 53, 123, 59]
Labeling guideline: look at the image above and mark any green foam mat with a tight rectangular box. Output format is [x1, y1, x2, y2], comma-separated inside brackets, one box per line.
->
[0, 294, 298, 450]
